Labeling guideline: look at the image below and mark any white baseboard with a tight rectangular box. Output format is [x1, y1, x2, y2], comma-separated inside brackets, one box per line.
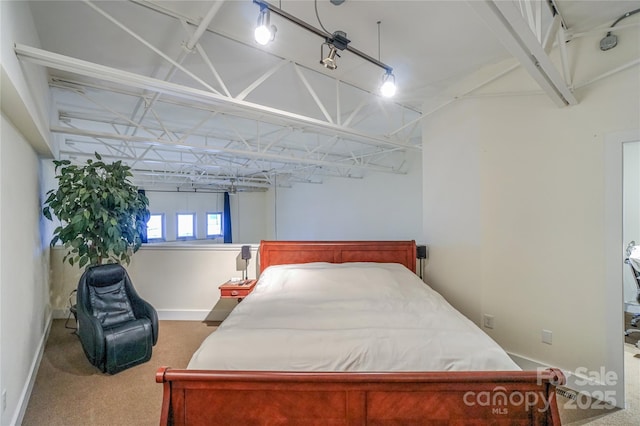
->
[12, 313, 53, 426]
[508, 352, 549, 371]
[156, 309, 211, 321]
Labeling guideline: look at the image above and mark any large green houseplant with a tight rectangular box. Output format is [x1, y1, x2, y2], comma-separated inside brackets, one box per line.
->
[43, 153, 150, 267]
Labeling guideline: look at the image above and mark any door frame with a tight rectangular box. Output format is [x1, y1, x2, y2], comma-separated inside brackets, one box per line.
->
[605, 128, 640, 408]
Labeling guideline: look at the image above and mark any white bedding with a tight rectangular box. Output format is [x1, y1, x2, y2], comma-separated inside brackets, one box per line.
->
[188, 262, 520, 372]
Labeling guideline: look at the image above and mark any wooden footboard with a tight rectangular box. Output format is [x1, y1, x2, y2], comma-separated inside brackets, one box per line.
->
[156, 367, 565, 425]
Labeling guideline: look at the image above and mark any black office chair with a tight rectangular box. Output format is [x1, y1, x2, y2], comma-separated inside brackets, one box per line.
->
[624, 242, 640, 347]
[625, 259, 640, 326]
[76, 264, 158, 374]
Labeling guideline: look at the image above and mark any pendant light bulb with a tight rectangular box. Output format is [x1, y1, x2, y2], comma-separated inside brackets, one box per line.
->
[255, 8, 276, 45]
[380, 72, 396, 97]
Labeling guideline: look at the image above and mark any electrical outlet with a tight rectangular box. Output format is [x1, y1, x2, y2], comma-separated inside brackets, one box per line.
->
[483, 314, 495, 329]
[542, 329, 553, 345]
[2, 389, 6, 412]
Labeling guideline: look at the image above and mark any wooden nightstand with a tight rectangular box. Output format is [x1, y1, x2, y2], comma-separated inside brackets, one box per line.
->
[219, 279, 257, 302]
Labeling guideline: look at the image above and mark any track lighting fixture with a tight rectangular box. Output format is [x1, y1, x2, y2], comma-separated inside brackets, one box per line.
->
[252, 0, 396, 97]
[254, 5, 276, 45]
[320, 31, 350, 70]
[320, 43, 339, 70]
[380, 71, 396, 97]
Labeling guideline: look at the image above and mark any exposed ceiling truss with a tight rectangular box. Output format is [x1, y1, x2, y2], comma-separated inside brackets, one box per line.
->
[17, 0, 422, 192]
[17, 0, 629, 192]
[468, 0, 577, 107]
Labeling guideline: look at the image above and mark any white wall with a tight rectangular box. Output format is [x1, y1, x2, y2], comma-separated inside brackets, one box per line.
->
[48, 154, 423, 314]
[1, 2, 53, 424]
[0, 115, 51, 426]
[139, 152, 423, 244]
[0, 0, 52, 156]
[270, 153, 423, 241]
[144, 190, 266, 243]
[47, 153, 423, 315]
[50, 244, 259, 320]
[422, 27, 639, 403]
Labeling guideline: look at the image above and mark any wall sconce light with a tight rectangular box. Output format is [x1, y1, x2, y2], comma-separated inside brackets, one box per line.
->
[254, 5, 277, 45]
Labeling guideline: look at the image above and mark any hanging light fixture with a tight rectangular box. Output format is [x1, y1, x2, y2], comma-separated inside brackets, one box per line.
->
[251, 0, 396, 96]
[376, 21, 396, 98]
[320, 43, 340, 70]
[380, 71, 396, 97]
[320, 30, 350, 70]
[254, 5, 276, 45]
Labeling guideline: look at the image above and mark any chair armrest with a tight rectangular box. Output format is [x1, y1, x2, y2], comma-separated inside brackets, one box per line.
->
[137, 300, 159, 345]
[77, 309, 105, 365]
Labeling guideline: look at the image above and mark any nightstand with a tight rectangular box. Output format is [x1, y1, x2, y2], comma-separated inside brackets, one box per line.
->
[219, 279, 257, 302]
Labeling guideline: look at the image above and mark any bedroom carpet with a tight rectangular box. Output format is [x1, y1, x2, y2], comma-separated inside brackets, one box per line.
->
[22, 319, 214, 426]
[22, 319, 640, 425]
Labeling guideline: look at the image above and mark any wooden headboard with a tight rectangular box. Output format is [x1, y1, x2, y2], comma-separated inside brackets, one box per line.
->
[259, 240, 416, 274]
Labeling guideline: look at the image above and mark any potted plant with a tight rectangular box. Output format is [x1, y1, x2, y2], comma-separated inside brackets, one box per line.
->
[43, 153, 150, 267]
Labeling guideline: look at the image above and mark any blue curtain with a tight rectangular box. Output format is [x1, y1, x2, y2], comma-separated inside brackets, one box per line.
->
[138, 189, 148, 243]
[223, 192, 232, 243]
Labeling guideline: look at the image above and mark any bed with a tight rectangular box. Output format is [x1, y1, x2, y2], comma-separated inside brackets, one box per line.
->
[157, 240, 564, 425]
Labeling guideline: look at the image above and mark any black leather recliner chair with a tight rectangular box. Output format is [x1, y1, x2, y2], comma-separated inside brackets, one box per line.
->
[76, 264, 158, 374]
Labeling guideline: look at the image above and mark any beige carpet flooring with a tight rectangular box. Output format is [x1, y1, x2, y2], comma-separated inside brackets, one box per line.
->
[22, 320, 640, 425]
[558, 343, 640, 426]
[22, 320, 214, 426]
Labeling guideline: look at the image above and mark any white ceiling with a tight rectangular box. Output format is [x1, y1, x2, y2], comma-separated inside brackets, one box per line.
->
[21, 0, 638, 192]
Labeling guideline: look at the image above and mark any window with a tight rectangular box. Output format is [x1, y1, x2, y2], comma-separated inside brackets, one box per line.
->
[176, 213, 196, 239]
[146, 214, 165, 241]
[206, 212, 223, 238]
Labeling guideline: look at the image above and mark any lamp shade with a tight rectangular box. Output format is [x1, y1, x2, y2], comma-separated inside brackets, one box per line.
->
[416, 245, 427, 259]
[241, 245, 252, 260]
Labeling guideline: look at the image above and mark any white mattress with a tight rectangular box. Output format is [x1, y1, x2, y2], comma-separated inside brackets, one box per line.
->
[188, 262, 520, 372]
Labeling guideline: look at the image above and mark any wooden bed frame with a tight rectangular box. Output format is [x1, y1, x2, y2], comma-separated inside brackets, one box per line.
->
[157, 240, 565, 425]
[258, 240, 417, 274]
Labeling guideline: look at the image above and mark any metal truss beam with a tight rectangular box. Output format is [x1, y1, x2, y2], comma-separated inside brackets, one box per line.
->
[17, 43, 417, 150]
[51, 126, 406, 175]
[468, 0, 578, 107]
[56, 106, 405, 174]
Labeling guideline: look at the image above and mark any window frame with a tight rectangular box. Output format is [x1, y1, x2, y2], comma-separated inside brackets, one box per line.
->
[176, 212, 196, 240]
[206, 211, 223, 238]
[145, 213, 165, 242]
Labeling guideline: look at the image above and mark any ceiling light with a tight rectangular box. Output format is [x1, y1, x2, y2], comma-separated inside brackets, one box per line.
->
[320, 43, 339, 70]
[254, 7, 276, 45]
[320, 31, 350, 70]
[599, 8, 640, 51]
[252, 1, 396, 91]
[380, 71, 396, 97]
